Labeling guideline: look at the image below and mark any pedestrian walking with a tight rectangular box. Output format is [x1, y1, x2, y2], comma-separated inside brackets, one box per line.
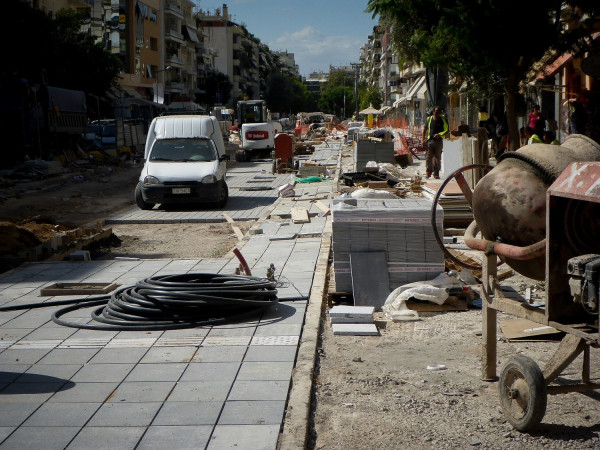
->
[422, 106, 448, 179]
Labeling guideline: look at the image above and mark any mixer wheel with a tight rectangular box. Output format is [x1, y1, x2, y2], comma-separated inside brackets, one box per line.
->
[499, 355, 547, 431]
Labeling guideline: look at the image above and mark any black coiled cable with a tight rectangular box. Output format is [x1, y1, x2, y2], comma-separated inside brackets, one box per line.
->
[1, 273, 278, 331]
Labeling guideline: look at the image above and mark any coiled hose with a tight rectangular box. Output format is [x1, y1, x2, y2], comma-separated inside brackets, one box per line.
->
[0, 273, 278, 331]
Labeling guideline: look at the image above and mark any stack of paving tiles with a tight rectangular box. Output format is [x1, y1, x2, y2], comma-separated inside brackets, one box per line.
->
[353, 140, 395, 171]
[331, 197, 445, 293]
[329, 305, 379, 336]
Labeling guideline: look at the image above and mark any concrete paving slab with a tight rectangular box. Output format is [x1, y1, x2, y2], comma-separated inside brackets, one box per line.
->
[180, 362, 240, 382]
[125, 363, 187, 382]
[71, 363, 134, 383]
[88, 347, 148, 364]
[208, 424, 280, 450]
[191, 345, 247, 363]
[21, 364, 83, 382]
[139, 346, 197, 364]
[1, 426, 80, 449]
[37, 348, 99, 365]
[167, 380, 232, 402]
[228, 380, 290, 401]
[152, 401, 222, 426]
[87, 402, 162, 427]
[67, 426, 146, 449]
[22, 402, 100, 427]
[106, 381, 175, 403]
[0, 402, 43, 426]
[48, 382, 118, 403]
[218, 400, 285, 425]
[237, 361, 294, 381]
[0, 382, 65, 403]
[244, 345, 298, 362]
[137, 425, 212, 449]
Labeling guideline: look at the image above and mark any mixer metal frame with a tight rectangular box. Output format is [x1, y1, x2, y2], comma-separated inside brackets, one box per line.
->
[478, 161, 600, 431]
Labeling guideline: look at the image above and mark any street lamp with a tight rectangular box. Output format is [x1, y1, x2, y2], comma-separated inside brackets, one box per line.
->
[350, 62, 360, 119]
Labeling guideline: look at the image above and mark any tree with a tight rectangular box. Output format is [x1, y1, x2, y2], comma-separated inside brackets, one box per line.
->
[197, 70, 232, 107]
[367, 0, 600, 150]
[318, 69, 355, 118]
[5, 2, 120, 96]
[358, 84, 382, 111]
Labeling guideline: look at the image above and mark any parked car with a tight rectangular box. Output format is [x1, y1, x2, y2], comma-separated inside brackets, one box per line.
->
[135, 115, 230, 209]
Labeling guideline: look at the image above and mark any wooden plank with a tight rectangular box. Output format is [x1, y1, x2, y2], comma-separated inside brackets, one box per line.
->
[314, 200, 330, 217]
[367, 181, 389, 189]
[406, 296, 468, 312]
[499, 318, 562, 341]
[222, 212, 244, 241]
[291, 207, 310, 224]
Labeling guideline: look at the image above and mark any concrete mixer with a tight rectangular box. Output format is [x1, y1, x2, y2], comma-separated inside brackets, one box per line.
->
[434, 134, 600, 432]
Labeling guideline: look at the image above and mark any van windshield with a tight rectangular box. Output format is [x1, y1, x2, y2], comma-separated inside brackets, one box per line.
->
[149, 138, 217, 162]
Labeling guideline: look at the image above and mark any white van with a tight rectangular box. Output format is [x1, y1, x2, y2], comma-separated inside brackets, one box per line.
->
[135, 115, 230, 209]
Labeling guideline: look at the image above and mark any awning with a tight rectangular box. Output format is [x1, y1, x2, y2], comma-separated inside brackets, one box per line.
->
[404, 75, 426, 101]
[183, 26, 200, 44]
[392, 75, 426, 107]
[534, 52, 573, 81]
[122, 86, 144, 99]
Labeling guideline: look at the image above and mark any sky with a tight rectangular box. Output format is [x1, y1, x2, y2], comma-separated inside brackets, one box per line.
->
[194, 0, 378, 77]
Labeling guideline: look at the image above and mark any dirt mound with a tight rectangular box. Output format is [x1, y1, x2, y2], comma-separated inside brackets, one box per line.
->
[0, 222, 42, 255]
[0, 219, 68, 256]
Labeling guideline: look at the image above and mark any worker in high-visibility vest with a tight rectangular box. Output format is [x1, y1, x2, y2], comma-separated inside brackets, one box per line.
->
[525, 126, 542, 145]
[422, 106, 449, 179]
[543, 130, 560, 145]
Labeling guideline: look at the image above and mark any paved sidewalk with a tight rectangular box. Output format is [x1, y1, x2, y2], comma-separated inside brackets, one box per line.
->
[0, 143, 341, 449]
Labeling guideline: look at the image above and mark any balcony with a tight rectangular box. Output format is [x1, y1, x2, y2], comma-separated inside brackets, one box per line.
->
[165, 29, 184, 44]
[165, 55, 184, 68]
[165, 2, 184, 20]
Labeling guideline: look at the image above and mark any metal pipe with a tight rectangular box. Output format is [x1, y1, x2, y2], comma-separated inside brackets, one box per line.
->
[464, 220, 546, 260]
[233, 248, 252, 276]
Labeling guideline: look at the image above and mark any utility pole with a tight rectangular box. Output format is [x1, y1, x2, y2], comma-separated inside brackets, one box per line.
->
[343, 76, 346, 119]
[350, 62, 360, 118]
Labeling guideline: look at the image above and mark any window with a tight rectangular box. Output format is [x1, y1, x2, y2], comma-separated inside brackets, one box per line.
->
[150, 139, 217, 162]
[150, 37, 158, 51]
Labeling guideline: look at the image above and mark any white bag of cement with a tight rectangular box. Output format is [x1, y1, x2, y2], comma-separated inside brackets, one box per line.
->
[382, 273, 463, 321]
[350, 188, 397, 199]
[278, 183, 295, 197]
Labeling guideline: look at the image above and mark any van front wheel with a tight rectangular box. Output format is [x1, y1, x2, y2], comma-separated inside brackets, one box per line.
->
[135, 183, 154, 210]
[215, 183, 229, 208]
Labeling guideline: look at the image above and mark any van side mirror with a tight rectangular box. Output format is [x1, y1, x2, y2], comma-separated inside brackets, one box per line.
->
[219, 154, 230, 162]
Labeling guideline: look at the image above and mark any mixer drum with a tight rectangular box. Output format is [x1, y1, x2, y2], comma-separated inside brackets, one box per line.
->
[472, 135, 600, 280]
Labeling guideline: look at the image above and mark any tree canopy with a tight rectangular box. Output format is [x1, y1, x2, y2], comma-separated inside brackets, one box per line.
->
[367, 0, 600, 149]
[197, 70, 233, 107]
[6, 2, 121, 96]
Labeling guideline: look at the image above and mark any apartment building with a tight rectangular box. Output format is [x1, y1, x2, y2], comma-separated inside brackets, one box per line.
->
[31, 0, 198, 105]
[274, 51, 300, 78]
[162, 0, 197, 104]
[196, 4, 260, 101]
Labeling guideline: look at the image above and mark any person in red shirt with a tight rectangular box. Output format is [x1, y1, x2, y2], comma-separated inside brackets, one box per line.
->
[527, 105, 545, 139]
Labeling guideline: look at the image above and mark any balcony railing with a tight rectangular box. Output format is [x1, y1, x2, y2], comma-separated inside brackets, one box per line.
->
[165, 2, 184, 18]
[166, 29, 184, 41]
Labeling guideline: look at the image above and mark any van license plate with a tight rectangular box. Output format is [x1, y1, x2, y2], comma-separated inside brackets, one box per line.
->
[172, 188, 191, 194]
